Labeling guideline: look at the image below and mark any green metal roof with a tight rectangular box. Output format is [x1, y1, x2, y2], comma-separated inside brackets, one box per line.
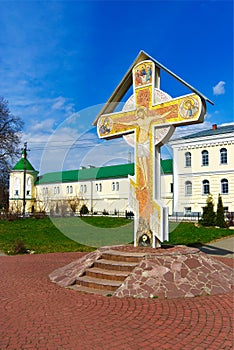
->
[13, 157, 37, 172]
[36, 160, 172, 185]
[161, 159, 173, 174]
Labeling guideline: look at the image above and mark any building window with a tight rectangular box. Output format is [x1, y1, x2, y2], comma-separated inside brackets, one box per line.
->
[43, 187, 48, 196]
[54, 186, 60, 195]
[202, 179, 210, 195]
[26, 177, 32, 196]
[220, 148, 227, 164]
[184, 207, 192, 215]
[170, 183, 173, 193]
[112, 182, 119, 191]
[202, 150, 209, 166]
[14, 177, 20, 196]
[67, 185, 73, 194]
[15, 177, 20, 186]
[185, 152, 191, 167]
[185, 181, 192, 196]
[81, 184, 87, 193]
[96, 183, 102, 192]
[223, 207, 229, 215]
[221, 178, 228, 194]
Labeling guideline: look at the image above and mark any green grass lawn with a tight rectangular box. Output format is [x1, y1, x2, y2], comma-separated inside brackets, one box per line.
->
[0, 217, 95, 254]
[168, 222, 233, 246]
[0, 216, 233, 255]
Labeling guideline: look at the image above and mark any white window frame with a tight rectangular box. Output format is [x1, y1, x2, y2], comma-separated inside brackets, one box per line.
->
[202, 150, 209, 166]
[202, 179, 210, 195]
[220, 148, 227, 164]
[221, 178, 228, 194]
[185, 152, 191, 167]
[185, 181, 192, 196]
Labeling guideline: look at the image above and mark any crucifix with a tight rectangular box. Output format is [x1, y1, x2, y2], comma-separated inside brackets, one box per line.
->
[95, 57, 207, 247]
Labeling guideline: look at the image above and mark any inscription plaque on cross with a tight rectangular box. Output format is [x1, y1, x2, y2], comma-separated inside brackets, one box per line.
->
[96, 59, 206, 247]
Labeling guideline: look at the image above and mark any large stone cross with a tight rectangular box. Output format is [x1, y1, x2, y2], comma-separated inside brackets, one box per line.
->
[96, 59, 206, 247]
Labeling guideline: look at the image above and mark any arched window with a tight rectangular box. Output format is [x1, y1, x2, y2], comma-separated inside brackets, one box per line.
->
[220, 148, 227, 164]
[202, 179, 210, 195]
[185, 181, 192, 196]
[15, 177, 20, 186]
[26, 177, 32, 196]
[202, 150, 209, 166]
[221, 178, 228, 194]
[112, 182, 115, 191]
[185, 152, 191, 167]
[14, 177, 20, 196]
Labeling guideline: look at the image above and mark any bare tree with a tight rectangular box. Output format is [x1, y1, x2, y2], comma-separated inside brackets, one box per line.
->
[0, 97, 23, 182]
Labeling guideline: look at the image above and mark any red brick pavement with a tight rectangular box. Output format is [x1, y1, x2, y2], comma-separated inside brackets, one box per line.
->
[0, 252, 233, 350]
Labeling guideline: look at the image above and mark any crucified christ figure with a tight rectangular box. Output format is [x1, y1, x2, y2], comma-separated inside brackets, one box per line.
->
[115, 106, 172, 189]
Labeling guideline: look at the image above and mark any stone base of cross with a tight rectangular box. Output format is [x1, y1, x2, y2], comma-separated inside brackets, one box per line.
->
[96, 58, 206, 247]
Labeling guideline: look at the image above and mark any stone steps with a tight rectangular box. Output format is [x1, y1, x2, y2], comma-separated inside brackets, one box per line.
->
[86, 267, 129, 281]
[70, 284, 114, 296]
[94, 258, 138, 272]
[101, 250, 145, 262]
[73, 249, 144, 295]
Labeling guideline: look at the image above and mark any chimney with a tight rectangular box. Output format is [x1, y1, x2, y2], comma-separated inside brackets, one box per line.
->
[212, 124, 217, 130]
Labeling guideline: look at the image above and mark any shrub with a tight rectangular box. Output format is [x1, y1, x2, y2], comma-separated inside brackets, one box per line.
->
[80, 204, 89, 215]
[12, 240, 27, 254]
[200, 194, 216, 226]
[216, 194, 226, 228]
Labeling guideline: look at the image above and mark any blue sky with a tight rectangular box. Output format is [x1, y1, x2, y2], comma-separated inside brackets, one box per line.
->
[0, 0, 233, 174]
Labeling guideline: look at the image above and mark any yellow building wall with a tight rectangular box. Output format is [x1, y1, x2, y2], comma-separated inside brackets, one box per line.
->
[9, 171, 37, 213]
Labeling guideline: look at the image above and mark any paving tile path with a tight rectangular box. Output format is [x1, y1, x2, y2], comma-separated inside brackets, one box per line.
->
[0, 252, 233, 350]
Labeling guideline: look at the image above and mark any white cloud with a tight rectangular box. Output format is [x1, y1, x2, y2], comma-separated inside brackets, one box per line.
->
[213, 81, 226, 95]
[29, 118, 56, 133]
[51, 96, 67, 110]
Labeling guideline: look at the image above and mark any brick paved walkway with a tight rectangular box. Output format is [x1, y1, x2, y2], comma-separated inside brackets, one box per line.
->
[0, 252, 233, 350]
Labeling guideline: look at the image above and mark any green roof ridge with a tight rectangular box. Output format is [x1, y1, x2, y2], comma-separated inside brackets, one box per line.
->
[36, 160, 172, 185]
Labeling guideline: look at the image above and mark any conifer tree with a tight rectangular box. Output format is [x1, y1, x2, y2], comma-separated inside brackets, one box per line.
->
[216, 194, 226, 228]
[201, 194, 216, 226]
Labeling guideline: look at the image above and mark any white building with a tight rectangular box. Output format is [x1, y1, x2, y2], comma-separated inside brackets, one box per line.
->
[170, 123, 234, 216]
[9, 123, 233, 218]
[9, 159, 173, 216]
